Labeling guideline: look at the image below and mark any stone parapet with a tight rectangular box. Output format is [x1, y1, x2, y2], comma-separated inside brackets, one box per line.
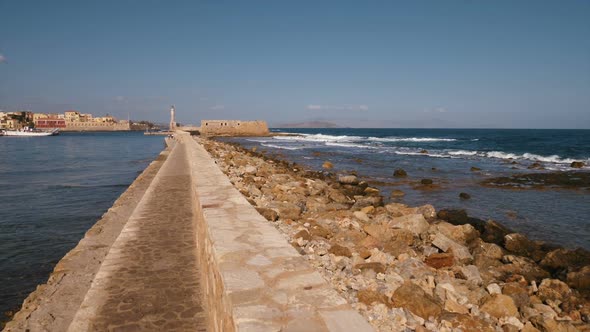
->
[184, 133, 374, 331]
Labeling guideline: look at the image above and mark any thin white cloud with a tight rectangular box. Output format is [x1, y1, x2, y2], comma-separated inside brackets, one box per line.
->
[306, 104, 369, 111]
[0, 54, 6, 63]
[210, 104, 225, 110]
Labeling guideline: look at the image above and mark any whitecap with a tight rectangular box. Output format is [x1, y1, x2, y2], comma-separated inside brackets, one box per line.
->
[260, 143, 304, 150]
[368, 136, 457, 142]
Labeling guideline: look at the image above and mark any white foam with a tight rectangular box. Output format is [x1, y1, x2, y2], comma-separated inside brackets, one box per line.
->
[325, 142, 375, 149]
[448, 150, 478, 156]
[260, 143, 304, 150]
[368, 136, 457, 142]
[273, 134, 363, 142]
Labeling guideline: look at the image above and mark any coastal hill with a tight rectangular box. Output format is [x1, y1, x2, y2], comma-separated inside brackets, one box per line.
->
[276, 121, 340, 128]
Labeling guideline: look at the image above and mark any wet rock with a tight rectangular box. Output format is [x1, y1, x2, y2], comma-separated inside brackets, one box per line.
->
[420, 178, 433, 185]
[538, 278, 571, 302]
[352, 195, 383, 210]
[498, 255, 550, 282]
[420, 149, 428, 154]
[355, 262, 386, 274]
[459, 192, 471, 199]
[393, 169, 408, 178]
[363, 187, 380, 196]
[416, 204, 437, 220]
[391, 281, 442, 319]
[357, 289, 390, 307]
[432, 233, 473, 263]
[482, 220, 513, 246]
[504, 233, 543, 260]
[570, 161, 585, 168]
[255, 207, 279, 221]
[567, 265, 590, 290]
[482, 171, 590, 190]
[328, 244, 352, 258]
[322, 161, 333, 169]
[425, 253, 454, 269]
[390, 189, 405, 198]
[470, 166, 482, 171]
[389, 214, 430, 236]
[481, 294, 519, 319]
[528, 162, 544, 169]
[338, 175, 359, 185]
[540, 248, 590, 271]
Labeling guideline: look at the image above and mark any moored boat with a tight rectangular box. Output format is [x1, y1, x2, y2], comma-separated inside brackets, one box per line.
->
[2, 127, 59, 137]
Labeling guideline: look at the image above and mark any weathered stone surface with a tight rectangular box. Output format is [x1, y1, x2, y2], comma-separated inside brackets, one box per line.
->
[504, 233, 541, 258]
[540, 248, 590, 271]
[431, 233, 473, 263]
[256, 207, 279, 221]
[352, 195, 383, 210]
[537, 278, 571, 302]
[391, 282, 442, 319]
[329, 244, 352, 258]
[339, 175, 359, 185]
[389, 214, 430, 236]
[425, 253, 454, 269]
[357, 289, 390, 307]
[294, 229, 312, 241]
[502, 282, 530, 309]
[353, 211, 370, 222]
[480, 294, 519, 319]
[431, 222, 479, 245]
[457, 265, 483, 285]
[355, 262, 386, 274]
[269, 201, 302, 220]
[440, 313, 495, 332]
[567, 265, 590, 290]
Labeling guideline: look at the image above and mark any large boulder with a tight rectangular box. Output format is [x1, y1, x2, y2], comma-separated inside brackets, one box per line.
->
[328, 244, 352, 258]
[391, 282, 442, 319]
[537, 278, 571, 302]
[567, 265, 590, 290]
[338, 174, 359, 185]
[430, 222, 479, 245]
[352, 195, 383, 210]
[480, 294, 519, 319]
[431, 233, 473, 263]
[570, 161, 585, 168]
[269, 202, 302, 220]
[540, 248, 590, 271]
[393, 169, 408, 177]
[504, 233, 543, 260]
[389, 214, 430, 236]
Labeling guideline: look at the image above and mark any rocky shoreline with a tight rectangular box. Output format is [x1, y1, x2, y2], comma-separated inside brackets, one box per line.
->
[202, 137, 590, 332]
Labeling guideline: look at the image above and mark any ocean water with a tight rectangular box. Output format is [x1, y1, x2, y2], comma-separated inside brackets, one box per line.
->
[0, 132, 164, 318]
[229, 128, 590, 250]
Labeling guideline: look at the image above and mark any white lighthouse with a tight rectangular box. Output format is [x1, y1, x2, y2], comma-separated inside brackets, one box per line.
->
[169, 105, 176, 131]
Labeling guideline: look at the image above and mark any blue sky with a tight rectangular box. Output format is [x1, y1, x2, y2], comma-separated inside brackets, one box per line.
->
[1, 1, 589, 128]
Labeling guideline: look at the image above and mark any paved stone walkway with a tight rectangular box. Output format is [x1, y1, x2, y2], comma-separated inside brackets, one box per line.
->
[69, 143, 208, 331]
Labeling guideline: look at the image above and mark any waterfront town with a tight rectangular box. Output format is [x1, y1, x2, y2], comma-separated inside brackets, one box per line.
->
[0, 110, 150, 131]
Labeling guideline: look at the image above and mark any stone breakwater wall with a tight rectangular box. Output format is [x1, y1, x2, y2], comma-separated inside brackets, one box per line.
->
[184, 134, 374, 331]
[201, 138, 590, 332]
[198, 120, 270, 136]
[62, 122, 131, 131]
[3, 141, 173, 332]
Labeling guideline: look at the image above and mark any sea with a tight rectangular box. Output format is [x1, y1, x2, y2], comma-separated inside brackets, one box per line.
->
[0, 132, 164, 320]
[228, 128, 590, 250]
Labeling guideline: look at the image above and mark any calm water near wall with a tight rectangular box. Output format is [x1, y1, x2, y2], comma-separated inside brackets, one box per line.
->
[0, 132, 164, 317]
[228, 128, 590, 251]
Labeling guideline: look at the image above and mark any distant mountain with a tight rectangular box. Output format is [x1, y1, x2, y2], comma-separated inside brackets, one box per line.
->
[276, 121, 340, 128]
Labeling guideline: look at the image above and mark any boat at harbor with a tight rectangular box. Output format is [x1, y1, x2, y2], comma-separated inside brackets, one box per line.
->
[1, 127, 60, 137]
